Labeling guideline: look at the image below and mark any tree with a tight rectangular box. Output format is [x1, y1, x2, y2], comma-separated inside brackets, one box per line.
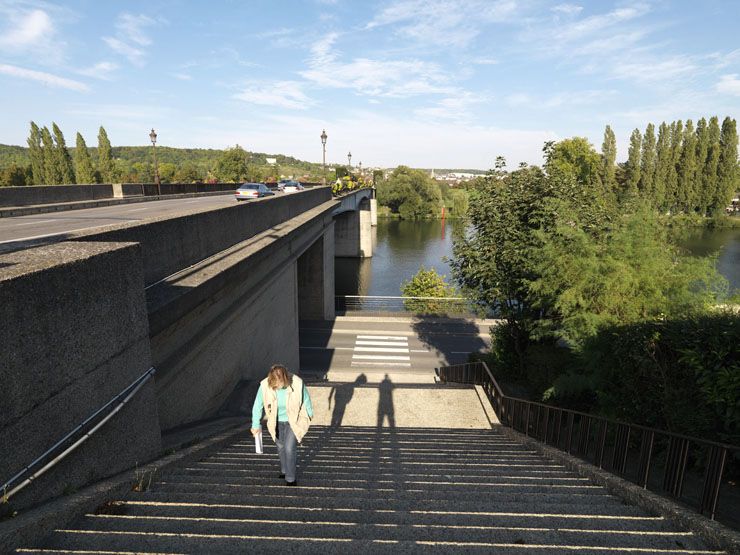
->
[715, 117, 738, 216]
[695, 118, 710, 214]
[543, 137, 602, 191]
[703, 117, 722, 216]
[158, 162, 177, 183]
[97, 126, 114, 183]
[653, 122, 671, 210]
[41, 126, 62, 185]
[401, 266, 457, 313]
[376, 166, 442, 219]
[0, 163, 29, 186]
[665, 120, 683, 211]
[625, 128, 642, 195]
[601, 125, 617, 192]
[214, 145, 248, 182]
[74, 132, 96, 184]
[174, 162, 203, 183]
[638, 123, 656, 197]
[52, 123, 75, 184]
[676, 119, 697, 213]
[27, 122, 44, 185]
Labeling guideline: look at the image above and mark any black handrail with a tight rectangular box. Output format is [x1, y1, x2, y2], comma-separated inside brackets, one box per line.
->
[1, 366, 156, 502]
[437, 361, 739, 528]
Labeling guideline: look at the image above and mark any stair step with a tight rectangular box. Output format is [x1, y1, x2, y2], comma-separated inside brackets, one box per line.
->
[46, 516, 711, 551]
[105, 498, 679, 530]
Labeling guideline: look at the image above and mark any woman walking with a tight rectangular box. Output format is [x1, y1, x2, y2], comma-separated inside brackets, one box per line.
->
[251, 364, 313, 486]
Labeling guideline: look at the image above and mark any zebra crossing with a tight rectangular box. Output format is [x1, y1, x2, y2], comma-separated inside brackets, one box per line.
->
[351, 334, 412, 367]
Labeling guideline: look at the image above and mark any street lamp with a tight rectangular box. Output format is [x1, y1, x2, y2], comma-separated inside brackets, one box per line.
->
[347, 151, 352, 168]
[320, 129, 328, 186]
[149, 128, 161, 196]
[358, 161, 362, 176]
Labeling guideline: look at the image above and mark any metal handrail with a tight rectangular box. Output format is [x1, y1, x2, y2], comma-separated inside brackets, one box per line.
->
[437, 361, 739, 525]
[1, 366, 156, 502]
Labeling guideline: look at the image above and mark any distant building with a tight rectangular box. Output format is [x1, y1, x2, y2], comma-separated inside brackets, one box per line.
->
[266, 157, 277, 165]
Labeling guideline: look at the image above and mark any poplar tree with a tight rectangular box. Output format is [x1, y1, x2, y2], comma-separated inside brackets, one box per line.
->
[677, 120, 697, 213]
[41, 126, 62, 185]
[26, 121, 44, 185]
[695, 118, 710, 214]
[52, 122, 75, 184]
[703, 117, 721, 216]
[626, 128, 642, 194]
[97, 126, 114, 183]
[601, 125, 617, 192]
[665, 120, 683, 211]
[715, 117, 738, 215]
[653, 122, 671, 209]
[74, 132, 96, 184]
[639, 123, 656, 197]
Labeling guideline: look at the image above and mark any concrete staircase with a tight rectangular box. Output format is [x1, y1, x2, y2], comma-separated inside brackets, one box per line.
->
[16, 383, 721, 554]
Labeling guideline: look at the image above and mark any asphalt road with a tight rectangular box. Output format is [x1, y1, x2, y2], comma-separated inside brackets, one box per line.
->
[0, 194, 239, 247]
[299, 317, 493, 381]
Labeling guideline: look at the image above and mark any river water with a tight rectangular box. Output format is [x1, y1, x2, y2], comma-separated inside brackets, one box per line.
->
[335, 219, 740, 296]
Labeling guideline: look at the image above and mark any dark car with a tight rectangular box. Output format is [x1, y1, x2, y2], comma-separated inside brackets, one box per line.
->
[235, 183, 275, 201]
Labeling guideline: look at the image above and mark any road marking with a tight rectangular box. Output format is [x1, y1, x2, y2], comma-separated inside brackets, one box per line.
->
[352, 354, 411, 361]
[299, 346, 353, 350]
[353, 346, 409, 353]
[356, 335, 407, 341]
[355, 340, 408, 347]
[351, 361, 412, 367]
[127, 207, 151, 212]
[410, 349, 430, 353]
[14, 219, 57, 226]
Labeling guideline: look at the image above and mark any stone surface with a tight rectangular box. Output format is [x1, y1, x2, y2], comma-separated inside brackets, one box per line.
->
[0, 241, 161, 511]
[0, 184, 113, 207]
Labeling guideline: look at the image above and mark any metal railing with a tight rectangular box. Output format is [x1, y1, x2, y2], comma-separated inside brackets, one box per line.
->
[336, 295, 481, 316]
[1, 366, 156, 502]
[437, 361, 739, 529]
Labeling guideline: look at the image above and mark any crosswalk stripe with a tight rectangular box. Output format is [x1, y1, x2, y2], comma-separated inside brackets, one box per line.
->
[351, 361, 412, 367]
[353, 347, 409, 353]
[355, 340, 409, 347]
[356, 335, 407, 341]
[352, 354, 411, 361]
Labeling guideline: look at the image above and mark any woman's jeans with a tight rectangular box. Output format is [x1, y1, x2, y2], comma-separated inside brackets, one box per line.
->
[276, 421, 297, 482]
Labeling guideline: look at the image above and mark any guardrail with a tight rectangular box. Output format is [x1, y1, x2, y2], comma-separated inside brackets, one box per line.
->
[437, 361, 739, 529]
[1, 367, 156, 502]
[336, 295, 482, 316]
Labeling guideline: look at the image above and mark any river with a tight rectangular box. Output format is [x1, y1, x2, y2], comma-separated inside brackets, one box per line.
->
[335, 219, 740, 296]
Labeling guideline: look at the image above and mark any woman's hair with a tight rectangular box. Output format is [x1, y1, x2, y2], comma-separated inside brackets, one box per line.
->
[267, 364, 291, 389]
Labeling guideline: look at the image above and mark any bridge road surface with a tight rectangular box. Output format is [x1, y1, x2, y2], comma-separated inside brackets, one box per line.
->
[0, 194, 238, 250]
[299, 317, 493, 381]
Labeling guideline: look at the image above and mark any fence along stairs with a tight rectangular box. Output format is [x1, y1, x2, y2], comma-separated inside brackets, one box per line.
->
[17, 382, 722, 554]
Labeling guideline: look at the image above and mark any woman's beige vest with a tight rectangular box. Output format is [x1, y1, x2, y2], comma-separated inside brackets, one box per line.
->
[260, 374, 311, 443]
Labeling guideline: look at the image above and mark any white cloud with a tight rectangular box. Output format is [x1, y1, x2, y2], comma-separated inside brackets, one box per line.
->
[103, 12, 161, 65]
[0, 8, 53, 49]
[553, 3, 650, 42]
[77, 61, 119, 80]
[300, 33, 453, 98]
[172, 73, 192, 81]
[611, 55, 697, 83]
[414, 91, 487, 120]
[552, 4, 583, 16]
[717, 74, 740, 96]
[367, 0, 519, 47]
[0, 63, 88, 92]
[234, 81, 313, 110]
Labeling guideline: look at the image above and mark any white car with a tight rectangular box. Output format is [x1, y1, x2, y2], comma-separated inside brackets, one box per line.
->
[282, 181, 305, 193]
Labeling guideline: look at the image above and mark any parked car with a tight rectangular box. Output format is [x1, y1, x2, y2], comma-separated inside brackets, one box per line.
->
[281, 181, 304, 193]
[235, 183, 275, 201]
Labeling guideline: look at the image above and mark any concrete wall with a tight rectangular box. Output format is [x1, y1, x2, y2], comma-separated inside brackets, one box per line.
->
[146, 202, 337, 430]
[75, 187, 333, 286]
[117, 183, 239, 197]
[0, 242, 161, 511]
[334, 197, 373, 258]
[297, 224, 336, 321]
[0, 184, 114, 207]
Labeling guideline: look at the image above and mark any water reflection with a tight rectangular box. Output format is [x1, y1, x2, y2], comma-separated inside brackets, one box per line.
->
[675, 227, 740, 291]
[335, 219, 459, 296]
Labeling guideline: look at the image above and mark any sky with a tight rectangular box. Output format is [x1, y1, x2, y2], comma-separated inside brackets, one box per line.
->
[0, 0, 739, 169]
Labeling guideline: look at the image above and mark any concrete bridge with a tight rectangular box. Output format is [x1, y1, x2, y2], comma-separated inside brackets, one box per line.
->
[0, 186, 375, 512]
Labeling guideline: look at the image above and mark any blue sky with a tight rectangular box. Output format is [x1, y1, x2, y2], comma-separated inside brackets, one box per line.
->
[0, 0, 739, 169]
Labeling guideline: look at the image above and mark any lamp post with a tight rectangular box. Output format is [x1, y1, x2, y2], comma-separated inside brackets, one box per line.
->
[149, 128, 161, 196]
[320, 129, 327, 186]
[358, 161, 362, 177]
[347, 151, 352, 169]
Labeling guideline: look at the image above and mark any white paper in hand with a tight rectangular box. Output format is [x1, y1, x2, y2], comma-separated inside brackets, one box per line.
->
[254, 431, 264, 454]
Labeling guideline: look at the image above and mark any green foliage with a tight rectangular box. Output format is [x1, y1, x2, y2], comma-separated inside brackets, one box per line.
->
[52, 123, 75, 184]
[716, 116, 739, 216]
[626, 128, 642, 194]
[580, 313, 740, 444]
[544, 137, 602, 191]
[214, 145, 248, 182]
[73, 132, 96, 184]
[401, 266, 457, 313]
[27, 122, 43, 185]
[174, 162, 203, 183]
[639, 123, 656, 196]
[97, 126, 114, 183]
[0, 163, 30, 186]
[376, 166, 444, 219]
[41, 126, 62, 185]
[601, 125, 617, 192]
